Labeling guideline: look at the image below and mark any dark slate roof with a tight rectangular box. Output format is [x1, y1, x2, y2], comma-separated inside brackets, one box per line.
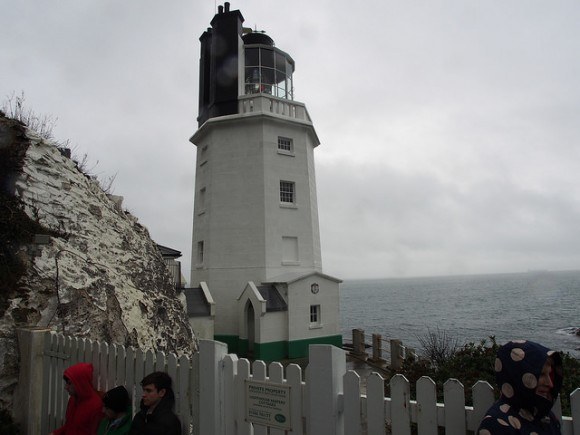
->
[263, 270, 342, 284]
[157, 244, 182, 259]
[256, 285, 287, 312]
[183, 287, 211, 317]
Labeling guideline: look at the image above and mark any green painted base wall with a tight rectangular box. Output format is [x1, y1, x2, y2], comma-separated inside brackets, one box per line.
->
[287, 334, 343, 359]
[238, 338, 249, 356]
[254, 340, 288, 361]
[214, 334, 344, 361]
[214, 335, 239, 354]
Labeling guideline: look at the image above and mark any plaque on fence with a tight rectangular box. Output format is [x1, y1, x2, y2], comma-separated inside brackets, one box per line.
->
[245, 380, 291, 430]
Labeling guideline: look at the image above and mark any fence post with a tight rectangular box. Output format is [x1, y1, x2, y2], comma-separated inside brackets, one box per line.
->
[307, 344, 346, 435]
[471, 381, 494, 430]
[13, 327, 51, 435]
[198, 339, 228, 435]
[390, 339, 404, 370]
[571, 388, 580, 434]
[444, 379, 466, 435]
[371, 333, 385, 364]
[351, 328, 366, 359]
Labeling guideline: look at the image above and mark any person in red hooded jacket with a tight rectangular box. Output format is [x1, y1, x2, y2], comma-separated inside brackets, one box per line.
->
[50, 362, 103, 435]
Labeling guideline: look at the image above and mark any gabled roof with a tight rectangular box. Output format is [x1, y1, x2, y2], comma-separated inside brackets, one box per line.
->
[157, 244, 182, 259]
[256, 285, 287, 312]
[263, 270, 342, 285]
[183, 287, 211, 317]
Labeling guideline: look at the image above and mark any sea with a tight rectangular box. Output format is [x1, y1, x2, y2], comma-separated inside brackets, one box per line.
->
[340, 270, 580, 358]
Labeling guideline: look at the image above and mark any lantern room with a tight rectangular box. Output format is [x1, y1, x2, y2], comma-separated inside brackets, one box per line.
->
[196, 2, 297, 126]
[242, 32, 295, 100]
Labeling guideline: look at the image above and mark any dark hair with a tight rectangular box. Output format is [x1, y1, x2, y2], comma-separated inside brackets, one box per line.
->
[102, 386, 130, 413]
[141, 371, 173, 393]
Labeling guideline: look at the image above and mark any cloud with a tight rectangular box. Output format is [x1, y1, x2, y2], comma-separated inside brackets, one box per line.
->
[2, 0, 580, 279]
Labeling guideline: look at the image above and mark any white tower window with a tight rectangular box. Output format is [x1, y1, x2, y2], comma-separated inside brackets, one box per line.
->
[280, 181, 295, 203]
[277, 136, 293, 154]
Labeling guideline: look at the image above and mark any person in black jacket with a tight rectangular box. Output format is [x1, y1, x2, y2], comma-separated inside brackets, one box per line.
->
[130, 371, 181, 435]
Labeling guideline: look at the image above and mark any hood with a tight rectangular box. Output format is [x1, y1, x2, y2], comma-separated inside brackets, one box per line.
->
[495, 340, 563, 419]
[63, 362, 97, 400]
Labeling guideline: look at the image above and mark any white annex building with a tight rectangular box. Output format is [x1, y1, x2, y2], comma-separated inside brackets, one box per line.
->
[186, 3, 341, 360]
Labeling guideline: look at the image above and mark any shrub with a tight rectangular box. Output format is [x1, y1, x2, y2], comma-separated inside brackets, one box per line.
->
[390, 335, 579, 416]
[415, 326, 460, 369]
[560, 352, 580, 417]
[436, 336, 498, 390]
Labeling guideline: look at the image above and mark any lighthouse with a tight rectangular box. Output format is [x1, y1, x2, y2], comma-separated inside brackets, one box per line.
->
[188, 3, 341, 360]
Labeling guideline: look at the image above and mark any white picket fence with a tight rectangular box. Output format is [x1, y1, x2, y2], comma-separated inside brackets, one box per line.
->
[40, 331, 197, 434]
[14, 328, 580, 435]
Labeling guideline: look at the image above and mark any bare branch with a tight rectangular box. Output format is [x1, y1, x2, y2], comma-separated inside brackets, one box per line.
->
[416, 326, 460, 368]
[2, 91, 57, 141]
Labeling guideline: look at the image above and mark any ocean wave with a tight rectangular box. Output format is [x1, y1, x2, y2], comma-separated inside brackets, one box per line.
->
[341, 272, 580, 356]
[556, 327, 580, 336]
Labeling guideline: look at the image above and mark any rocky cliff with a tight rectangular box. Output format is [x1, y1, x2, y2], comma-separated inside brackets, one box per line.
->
[0, 114, 196, 410]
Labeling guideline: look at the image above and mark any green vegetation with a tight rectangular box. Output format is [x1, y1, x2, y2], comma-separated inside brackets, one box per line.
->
[388, 334, 580, 416]
[560, 352, 580, 416]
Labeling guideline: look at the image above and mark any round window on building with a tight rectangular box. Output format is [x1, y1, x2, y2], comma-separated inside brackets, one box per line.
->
[311, 283, 319, 294]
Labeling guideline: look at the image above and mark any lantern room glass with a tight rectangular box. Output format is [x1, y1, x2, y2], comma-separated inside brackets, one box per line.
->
[244, 46, 294, 100]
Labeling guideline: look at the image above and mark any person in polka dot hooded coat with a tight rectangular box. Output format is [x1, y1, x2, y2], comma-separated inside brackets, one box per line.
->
[478, 340, 563, 434]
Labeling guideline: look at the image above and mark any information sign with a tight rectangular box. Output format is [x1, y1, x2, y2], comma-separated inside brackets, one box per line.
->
[245, 380, 291, 430]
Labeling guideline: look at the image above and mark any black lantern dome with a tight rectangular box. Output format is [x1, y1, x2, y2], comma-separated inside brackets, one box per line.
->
[197, 3, 295, 126]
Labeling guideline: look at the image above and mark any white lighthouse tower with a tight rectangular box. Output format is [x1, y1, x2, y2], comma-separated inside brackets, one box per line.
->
[188, 3, 341, 360]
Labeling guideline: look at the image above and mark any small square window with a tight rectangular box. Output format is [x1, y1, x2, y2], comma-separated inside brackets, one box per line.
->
[280, 181, 295, 203]
[278, 136, 293, 153]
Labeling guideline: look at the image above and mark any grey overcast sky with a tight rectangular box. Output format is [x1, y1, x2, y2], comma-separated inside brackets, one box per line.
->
[2, 1, 580, 280]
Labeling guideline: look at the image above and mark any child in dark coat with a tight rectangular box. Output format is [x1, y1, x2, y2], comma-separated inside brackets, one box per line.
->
[97, 385, 132, 435]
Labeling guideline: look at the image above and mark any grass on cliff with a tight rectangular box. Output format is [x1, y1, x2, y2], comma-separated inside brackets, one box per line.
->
[0, 115, 51, 315]
[0, 94, 118, 313]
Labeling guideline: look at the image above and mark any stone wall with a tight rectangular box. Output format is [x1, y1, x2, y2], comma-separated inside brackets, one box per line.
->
[0, 114, 197, 411]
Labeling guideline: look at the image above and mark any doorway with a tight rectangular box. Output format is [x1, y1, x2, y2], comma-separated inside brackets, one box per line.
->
[246, 301, 255, 357]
